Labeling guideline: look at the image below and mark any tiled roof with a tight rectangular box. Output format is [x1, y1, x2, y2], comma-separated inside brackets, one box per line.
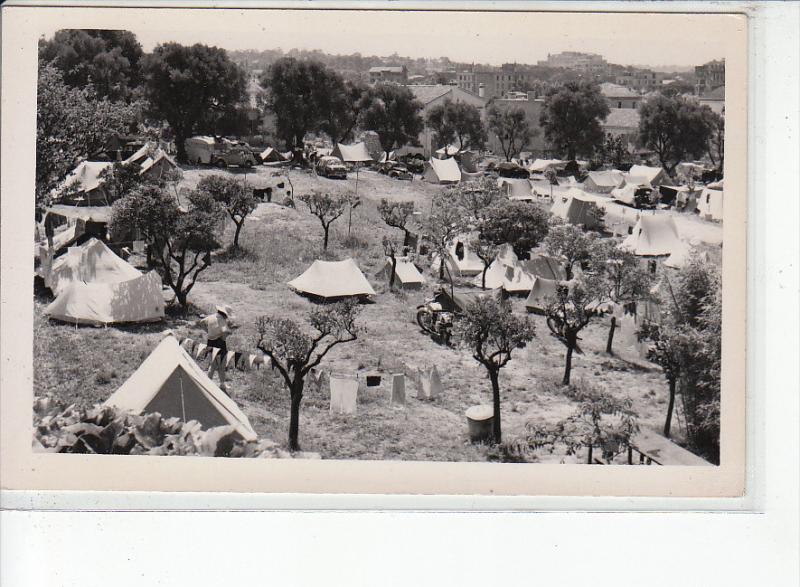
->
[406, 84, 455, 105]
[600, 82, 641, 99]
[701, 85, 725, 100]
[603, 108, 641, 130]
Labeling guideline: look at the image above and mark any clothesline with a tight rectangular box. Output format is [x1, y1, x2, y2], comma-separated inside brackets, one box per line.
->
[171, 332, 268, 371]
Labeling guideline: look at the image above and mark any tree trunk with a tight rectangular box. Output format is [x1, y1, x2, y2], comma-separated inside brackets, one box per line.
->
[288, 381, 304, 451]
[389, 256, 397, 290]
[606, 316, 617, 355]
[481, 266, 488, 290]
[664, 377, 676, 438]
[233, 220, 243, 250]
[323, 225, 330, 250]
[402, 230, 411, 248]
[587, 444, 593, 464]
[488, 368, 502, 444]
[562, 342, 574, 386]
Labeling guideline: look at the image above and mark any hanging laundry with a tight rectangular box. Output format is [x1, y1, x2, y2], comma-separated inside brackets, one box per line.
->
[329, 377, 358, 415]
[182, 338, 195, 354]
[225, 351, 236, 368]
[209, 347, 220, 365]
[194, 343, 207, 360]
[391, 373, 406, 405]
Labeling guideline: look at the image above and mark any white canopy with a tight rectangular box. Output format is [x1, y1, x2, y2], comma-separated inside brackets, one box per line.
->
[288, 258, 376, 299]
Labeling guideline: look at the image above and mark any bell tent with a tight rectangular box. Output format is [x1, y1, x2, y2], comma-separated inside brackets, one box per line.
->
[104, 336, 257, 441]
[45, 270, 165, 326]
[620, 214, 684, 256]
[288, 258, 376, 299]
[423, 157, 461, 184]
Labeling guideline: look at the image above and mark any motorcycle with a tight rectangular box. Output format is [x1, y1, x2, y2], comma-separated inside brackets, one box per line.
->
[415, 299, 454, 346]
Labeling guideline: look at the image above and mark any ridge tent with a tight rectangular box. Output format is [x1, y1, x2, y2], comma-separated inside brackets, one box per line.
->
[331, 142, 374, 163]
[529, 159, 565, 173]
[583, 170, 625, 193]
[627, 165, 674, 188]
[259, 147, 287, 163]
[55, 160, 113, 205]
[442, 236, 484, 277]
[45, 270, 165, 326]
[104, 336, 256, 441]
[697, 186, 724, 221]
[288, 258, 376, 299]
[550, 190, 603, 230]
[525, 277, 562, 314]
[423, 157, 461, 184]
[473, 258, 535, 293]
[376, 257, 426, 289]
[46, 238, 141, 296]
[620, 214, 684, 256]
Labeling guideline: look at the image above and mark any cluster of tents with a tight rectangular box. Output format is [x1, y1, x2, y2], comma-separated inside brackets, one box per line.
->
[39, 238, 165, 326]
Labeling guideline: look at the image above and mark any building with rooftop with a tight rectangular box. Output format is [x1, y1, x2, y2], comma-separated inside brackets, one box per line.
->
[537, 51, 609, 73]
[600, 82, 643, 109]
[369, 65, 408, 85]
[406, 84, 487, 156]
[695, 59, 725, 93]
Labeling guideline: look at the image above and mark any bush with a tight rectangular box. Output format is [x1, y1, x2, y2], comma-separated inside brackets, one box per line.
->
[32, 397, 286, 458]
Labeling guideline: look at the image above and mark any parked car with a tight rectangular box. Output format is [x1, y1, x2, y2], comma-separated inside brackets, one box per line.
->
[317, 156, 348, 179]
[211, 147, 257, 168]
[388, 164, 413, 181]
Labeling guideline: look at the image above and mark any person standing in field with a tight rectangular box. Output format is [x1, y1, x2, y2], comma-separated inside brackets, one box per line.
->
[194, 304, 238, 394]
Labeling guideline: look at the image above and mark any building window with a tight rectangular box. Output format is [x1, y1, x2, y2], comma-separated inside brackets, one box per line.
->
[618, 101, 622, 108]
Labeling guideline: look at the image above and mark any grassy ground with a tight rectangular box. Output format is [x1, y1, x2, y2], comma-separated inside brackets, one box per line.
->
[33, 165, 719, 463]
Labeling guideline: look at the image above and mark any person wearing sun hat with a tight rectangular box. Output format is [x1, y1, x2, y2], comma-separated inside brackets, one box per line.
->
[194, 303, 238, 394]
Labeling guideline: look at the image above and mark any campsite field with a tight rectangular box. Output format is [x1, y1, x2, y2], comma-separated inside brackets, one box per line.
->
[33, 165, 719, 463]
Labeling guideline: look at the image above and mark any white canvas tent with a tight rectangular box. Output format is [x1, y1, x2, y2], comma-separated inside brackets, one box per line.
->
[610, 183, 642, 205]
[550, 189, 603, 230]
[627, 165, 674, 187]
[697, 186, 724, 221]
[259, 147, 287, 163]
[529, 159, 565, 173]
[331, 142, 374, 162]
[473, 259, 535, 293]
[45, 270, 165, 326]
[288, 258, 376, 299]
[620, 214, 684, 256]
[583, 170, 625, 193]
[501, 178, 535, 201]
[376, 257, 426, 289]
[525, 277, 562, 313]
[520, 253, 567, 281]
[46, 238, 142, 296]
[423, 157, 461, 184]
[104, 336, 257, 440]
[441, 237, 484, 277]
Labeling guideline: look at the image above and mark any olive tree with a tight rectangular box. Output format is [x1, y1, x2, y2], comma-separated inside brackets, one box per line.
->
[255, 300, 361, 451]
[455, 297, 536, 443]
[196, 174, 258, 250]
[377, 199, 416, 248]
[299, 191, 348, 250]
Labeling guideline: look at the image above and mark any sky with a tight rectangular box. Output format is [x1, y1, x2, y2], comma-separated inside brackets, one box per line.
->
[39, 9, 736, 68]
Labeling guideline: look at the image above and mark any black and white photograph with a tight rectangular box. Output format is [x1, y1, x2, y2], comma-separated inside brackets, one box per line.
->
[2, 6, 749, 494]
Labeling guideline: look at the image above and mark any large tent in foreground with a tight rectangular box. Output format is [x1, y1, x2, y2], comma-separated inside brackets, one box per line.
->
[423, 157, 461, 184]
[45, 270, 165, 326]
[376, 257, 426, 289]
[288, 258, 376, 299]
[104, 336, 257, 441]
[620, 214, 685, 256]
[46, 238, 142, 296]
[550, 190, 603, 230]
